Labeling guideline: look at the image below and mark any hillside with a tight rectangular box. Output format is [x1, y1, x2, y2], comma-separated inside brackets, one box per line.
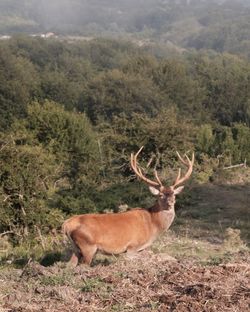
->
[0, 1, 250, 58]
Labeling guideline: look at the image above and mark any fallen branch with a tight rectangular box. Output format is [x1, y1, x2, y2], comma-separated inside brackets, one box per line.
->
[224, 159, 247, 170]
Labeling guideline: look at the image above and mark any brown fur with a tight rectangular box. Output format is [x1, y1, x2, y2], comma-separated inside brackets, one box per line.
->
[62, 193, 177, 266]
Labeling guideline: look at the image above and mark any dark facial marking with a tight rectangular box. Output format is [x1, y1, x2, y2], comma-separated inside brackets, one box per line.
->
[162, 187, 174, 196]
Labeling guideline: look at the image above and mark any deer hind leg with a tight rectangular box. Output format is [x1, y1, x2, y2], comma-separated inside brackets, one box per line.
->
[78, 243, 97, 265]
[67, 237, 82, 267]
[72, 230, 97, 266]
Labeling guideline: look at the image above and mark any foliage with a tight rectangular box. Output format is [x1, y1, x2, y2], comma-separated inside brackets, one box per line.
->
[79, 69, 165, 123]
[0, 45, 40, 129]
[0, 134, 63, 241]
[189, 53, 250, 126]
[0, 101, 101, 241]
[223, 228, 247, 252]
[0, 36, 249, 248]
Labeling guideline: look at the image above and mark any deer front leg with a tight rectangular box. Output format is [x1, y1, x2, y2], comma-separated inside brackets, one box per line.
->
[68, 251, 80, 267]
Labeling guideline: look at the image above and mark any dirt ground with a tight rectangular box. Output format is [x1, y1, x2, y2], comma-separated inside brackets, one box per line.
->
[0, 249, 249, 312]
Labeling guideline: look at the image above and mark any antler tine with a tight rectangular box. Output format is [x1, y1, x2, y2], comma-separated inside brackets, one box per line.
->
[172, 152, 194, 188]
[154, 169, 163, 187]
[173, 168, 181, 186]
[176, 151, 189, 166]
[135, 146, 144, 158]
[130, 147, 160, 187]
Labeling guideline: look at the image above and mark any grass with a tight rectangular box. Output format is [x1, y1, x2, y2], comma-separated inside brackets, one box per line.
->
[153, 227, 248, 266]
[174, 182, 250, 245]
[39, 269, 74, 287]
[81, 276, 114, 296]
[0, 233, 66, 268]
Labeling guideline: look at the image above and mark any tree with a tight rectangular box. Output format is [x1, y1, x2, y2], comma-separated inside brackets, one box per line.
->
[22, 101, 100, 182]
[190, 53, 250, 125]
[232, 123, 250, 164]
[79, 69, 165, 123]
[196, 124, 215, 155]
[153, 59, 205, 117]
[0, 45, 40, 129]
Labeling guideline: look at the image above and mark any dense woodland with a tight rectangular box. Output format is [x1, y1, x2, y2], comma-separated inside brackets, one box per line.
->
[0, 0, 249, 246]
[0, 35, 249, 244]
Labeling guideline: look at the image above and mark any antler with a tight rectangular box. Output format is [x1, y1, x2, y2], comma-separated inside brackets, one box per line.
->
[131, 147, 163, 188]
[172, 151, 194, 188]
[131, 147, 194, 190]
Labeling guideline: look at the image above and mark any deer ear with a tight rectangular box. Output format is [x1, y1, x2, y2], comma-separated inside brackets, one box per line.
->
[149, 186, 160, 196]
[174, 186, 184, 195]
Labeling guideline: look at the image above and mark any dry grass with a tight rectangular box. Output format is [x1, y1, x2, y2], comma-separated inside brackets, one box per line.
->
[0, 249, 249, 312]
[175, 183, 250, 244]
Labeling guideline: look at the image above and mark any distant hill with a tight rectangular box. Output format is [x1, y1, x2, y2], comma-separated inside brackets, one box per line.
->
[0, 0, 250, 57]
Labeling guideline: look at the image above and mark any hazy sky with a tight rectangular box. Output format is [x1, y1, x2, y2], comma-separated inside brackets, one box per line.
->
[1, 0, 250, 34]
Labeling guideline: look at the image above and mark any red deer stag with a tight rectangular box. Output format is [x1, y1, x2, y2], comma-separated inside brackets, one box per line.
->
[62, 147, 194, 266]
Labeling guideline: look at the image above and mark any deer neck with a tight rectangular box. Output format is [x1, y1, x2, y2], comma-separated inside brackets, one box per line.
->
[149, 201, 175, 233]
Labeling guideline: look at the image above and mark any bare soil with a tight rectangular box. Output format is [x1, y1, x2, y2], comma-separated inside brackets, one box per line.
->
[0, 250, 249, 312]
